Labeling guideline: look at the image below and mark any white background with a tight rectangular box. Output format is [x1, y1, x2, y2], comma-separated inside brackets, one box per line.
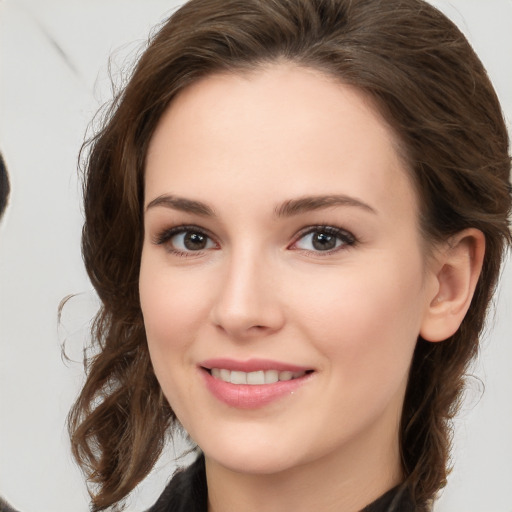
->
[0, 1, 511, 511]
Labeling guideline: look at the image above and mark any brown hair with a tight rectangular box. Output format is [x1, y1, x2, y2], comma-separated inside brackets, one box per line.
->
[69, 0, 512, 510]
[0, 152, 10, 219]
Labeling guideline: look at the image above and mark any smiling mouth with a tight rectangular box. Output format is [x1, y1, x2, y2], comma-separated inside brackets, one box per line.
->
[201, 363, 315, 408]
[206, 368, 313, 385]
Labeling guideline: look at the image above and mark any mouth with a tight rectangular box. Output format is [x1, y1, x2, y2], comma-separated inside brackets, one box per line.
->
[199, 359, 315, 408]
[206, 368, 312, 385]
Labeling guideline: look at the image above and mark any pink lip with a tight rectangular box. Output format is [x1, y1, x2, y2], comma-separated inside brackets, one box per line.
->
[198, 359, 314, 409]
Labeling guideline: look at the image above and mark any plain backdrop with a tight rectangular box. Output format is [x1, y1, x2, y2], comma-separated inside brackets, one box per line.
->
[0, 1, 511, 511]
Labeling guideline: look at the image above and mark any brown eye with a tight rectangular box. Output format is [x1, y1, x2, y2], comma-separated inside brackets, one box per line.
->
[155, 226, 217, 254]
[182, 231, 209, 250]
[170, 230, 215, 252]
[293, 226, 355, 252]
[311, 232, 337, 250]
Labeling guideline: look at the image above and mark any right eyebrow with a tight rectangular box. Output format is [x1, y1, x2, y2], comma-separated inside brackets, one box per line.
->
[145, 194, 216, 216]
[275, 194, 377, 217]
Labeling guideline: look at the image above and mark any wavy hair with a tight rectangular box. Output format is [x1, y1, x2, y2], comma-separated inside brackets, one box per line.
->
[68, 0, 512, 510]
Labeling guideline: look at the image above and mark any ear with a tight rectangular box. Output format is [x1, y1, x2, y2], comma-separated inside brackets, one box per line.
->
[420, 228, 485, 343]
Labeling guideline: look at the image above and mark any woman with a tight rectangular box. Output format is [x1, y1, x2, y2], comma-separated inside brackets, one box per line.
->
[69, 0, 511, 511]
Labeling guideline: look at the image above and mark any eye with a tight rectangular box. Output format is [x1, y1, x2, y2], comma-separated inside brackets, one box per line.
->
[154, 225, 217, 255]
[291, 226, 356, 253]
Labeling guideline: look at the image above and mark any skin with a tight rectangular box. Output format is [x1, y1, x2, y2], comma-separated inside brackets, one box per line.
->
[139, 63, 482, 512]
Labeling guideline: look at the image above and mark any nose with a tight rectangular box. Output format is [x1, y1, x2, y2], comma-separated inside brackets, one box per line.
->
[209, 248, 285, 339]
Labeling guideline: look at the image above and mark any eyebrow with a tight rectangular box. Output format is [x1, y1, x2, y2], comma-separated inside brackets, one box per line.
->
[275, 194, 377, 217]
[146, 195, 216, 216]
[145, 193, 377, 217]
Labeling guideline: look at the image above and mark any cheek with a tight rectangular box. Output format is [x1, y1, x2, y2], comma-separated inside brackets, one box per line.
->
[140, 259, 207, 341]
[139, 255, 213, 383]
[139, 258, 214, 417]
[290, 255, 425, 385]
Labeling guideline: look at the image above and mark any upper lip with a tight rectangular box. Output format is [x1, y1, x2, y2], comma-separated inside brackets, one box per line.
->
[199, 358, 312, 373]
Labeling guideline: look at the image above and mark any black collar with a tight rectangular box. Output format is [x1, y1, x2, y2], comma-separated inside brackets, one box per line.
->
[147, 455, 416, 512]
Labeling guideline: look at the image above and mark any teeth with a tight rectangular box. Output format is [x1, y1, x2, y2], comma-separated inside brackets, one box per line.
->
[210, 368, 307, 385]
[264, 370, 279, 384]
[230, 371, 247, 384]
[279, 371, 293, 381]
[247, 370, 265, 385]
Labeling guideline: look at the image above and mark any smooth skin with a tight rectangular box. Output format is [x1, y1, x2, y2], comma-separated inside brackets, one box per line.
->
[140, 63, 484, 512]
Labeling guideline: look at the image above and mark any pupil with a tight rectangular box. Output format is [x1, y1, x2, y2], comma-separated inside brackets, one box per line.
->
[312, 232, 336, 251]
[184, 232, 207, 250]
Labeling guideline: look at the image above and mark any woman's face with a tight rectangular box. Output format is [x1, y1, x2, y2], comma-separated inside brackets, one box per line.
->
[140, 64, 438, 476]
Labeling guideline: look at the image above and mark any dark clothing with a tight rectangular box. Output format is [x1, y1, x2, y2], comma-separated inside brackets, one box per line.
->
[146, 455, 416, 512]
[148, 456, 208, 512]
[362, 483, 415, 512]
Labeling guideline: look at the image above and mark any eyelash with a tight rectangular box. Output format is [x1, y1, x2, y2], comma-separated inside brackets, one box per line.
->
[152, 224, 357, 257]
[153, 224, 218, 257]
[290, 225, 357, 255]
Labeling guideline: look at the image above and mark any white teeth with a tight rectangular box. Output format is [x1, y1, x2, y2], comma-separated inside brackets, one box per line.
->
[247, 371, 265, 385]
[264, 369, 279, 384]
[230, 371, 247, 384]
[210, 368, 307, 385]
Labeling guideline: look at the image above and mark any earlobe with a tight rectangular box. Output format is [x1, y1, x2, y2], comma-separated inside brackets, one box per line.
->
[420, 228, 485, 343]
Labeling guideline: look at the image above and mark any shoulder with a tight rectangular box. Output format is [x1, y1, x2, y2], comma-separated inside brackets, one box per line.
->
[145, 455, 207, 512]
[146, 457, 420, 512]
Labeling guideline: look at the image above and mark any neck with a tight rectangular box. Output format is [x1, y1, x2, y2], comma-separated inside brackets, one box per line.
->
[205, 414, 403, 512]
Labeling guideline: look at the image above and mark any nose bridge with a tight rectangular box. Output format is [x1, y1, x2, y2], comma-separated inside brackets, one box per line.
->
[210, 241, 283, 337]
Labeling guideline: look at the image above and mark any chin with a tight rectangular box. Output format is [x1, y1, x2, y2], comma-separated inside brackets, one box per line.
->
[198, 431, 301, 475]
[209, 450, 299, 476]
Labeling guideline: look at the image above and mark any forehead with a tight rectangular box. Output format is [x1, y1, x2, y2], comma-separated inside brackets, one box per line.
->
[145, 63, 417, 222]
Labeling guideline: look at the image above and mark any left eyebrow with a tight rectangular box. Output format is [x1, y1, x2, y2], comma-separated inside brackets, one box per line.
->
[145, 194, 215, 216]
[275, 194, 377, 217]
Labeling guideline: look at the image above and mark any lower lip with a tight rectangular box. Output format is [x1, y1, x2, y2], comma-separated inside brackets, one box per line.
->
[201, 369, 313, 409]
